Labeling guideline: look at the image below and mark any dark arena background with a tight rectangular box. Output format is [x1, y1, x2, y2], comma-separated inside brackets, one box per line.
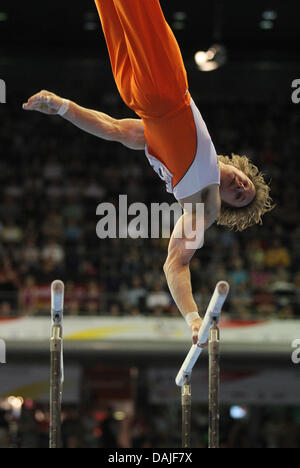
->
[0, 0, 300, 451]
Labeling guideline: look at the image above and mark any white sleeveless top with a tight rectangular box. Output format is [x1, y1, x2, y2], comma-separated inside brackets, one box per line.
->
[145, 98, 220, 200]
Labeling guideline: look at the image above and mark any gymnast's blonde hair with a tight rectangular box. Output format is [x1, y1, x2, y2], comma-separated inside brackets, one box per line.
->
[217, 154, 275, 231]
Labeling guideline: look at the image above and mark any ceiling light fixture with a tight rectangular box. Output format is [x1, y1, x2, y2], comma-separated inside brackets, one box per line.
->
[260, 20, 274, 30]
[262, 10, 278, 21]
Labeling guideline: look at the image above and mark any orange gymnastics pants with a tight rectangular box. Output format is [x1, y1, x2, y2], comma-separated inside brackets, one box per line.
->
[94, 0, 197, 188]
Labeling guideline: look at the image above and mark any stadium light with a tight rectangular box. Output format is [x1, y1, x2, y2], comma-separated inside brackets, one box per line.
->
[195, 44, 227, 72]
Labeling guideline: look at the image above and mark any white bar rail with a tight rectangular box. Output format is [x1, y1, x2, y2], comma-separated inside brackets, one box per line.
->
[50, 280, 65, 384]
[175, 281, 230, 387]
[51, 280, 64, 326]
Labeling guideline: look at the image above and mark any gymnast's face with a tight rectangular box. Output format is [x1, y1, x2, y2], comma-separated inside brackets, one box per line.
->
[219, 164, 256, 208]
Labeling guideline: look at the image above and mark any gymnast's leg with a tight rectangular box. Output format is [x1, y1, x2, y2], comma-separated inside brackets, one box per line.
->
[94, 0, 133, 107]
[95, 0, 191, 119]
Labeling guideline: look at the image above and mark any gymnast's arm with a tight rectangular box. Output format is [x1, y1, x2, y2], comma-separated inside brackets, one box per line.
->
[22, 90, 145, 150]
[163, 188, 220, 344]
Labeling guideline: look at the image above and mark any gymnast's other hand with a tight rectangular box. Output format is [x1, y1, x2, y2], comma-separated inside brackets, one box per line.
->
[23, 90, 63, 115]
[191, 317, 208, 348]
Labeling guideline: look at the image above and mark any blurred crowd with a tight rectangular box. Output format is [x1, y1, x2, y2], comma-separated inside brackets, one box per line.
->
[0, 399, 299, 449]
[0, 83, 299, 319]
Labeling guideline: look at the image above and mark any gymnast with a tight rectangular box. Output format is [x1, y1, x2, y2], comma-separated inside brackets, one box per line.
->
[23, 0, 273, 344]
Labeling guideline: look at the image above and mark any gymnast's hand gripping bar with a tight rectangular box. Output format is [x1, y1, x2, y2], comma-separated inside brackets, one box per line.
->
[175, 281, 230, 387]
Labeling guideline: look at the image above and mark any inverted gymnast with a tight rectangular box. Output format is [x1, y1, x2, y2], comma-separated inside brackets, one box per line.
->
[23, 0, 273, 344]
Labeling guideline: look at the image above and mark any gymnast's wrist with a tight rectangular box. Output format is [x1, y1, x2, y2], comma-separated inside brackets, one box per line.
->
[57, 98, 70, 117]
[185, 311, 200, 327]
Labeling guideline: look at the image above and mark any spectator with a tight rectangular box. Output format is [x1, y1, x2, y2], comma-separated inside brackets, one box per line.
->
[146, 282, 171, 311]
[230, 282, 253, 318]
[253, 285, 276, 317]
[22, 239, 40, 271]
[42, 212, 63, 239]
[64, 219, 82, 244]
[1, 219, 23, 244]
[264, 239, 291, 269]
[269, 268, 296, 309]
[84, 177, 106, 200]
[43, 157, 64, 181]
[125, 276, 146, 308]
[19, 275, 38, 315]
[229, 258, 249, 288]
[250, 263, 272, 290]
[246, 240, 265, 269]
[67, 300, 81, 316]
[41, 240, 65, 266]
